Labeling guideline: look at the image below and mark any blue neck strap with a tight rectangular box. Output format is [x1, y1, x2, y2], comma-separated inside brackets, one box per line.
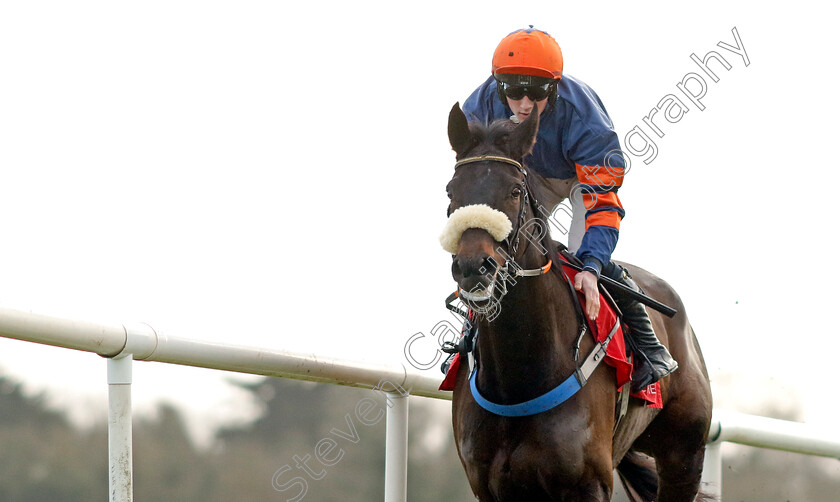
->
[469, 369, 582, 417]
[464, 256, 622, 418]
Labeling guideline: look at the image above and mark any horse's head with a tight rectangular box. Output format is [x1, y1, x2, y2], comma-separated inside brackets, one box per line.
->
[440, 103, 542, 304]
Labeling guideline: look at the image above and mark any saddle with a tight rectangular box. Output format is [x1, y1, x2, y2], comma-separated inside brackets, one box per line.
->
[439, 250, 662, 410]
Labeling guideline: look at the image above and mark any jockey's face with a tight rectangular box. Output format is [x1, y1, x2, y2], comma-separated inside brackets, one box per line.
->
[506, 95, 548, 124]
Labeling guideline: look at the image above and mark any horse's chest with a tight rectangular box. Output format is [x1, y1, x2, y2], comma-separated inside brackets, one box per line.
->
[470, 440, 589, 501]
[459, 415, 593, 490]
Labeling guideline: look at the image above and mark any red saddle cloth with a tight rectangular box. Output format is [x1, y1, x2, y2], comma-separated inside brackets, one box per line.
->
[439, 256, 662, 409]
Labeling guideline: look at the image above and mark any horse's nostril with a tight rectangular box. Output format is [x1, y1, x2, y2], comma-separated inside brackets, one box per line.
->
[452, 257, 476, 279]
[452, 258, 463, 278]
[461, 257, 476, 279]
[453, 255, 494, 280]
[481, 256, 498, 275]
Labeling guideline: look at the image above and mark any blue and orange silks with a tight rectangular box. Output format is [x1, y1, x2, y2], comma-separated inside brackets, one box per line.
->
[463, 74, 626, 275]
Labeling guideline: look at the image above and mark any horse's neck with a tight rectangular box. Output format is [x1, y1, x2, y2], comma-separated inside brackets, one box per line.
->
[474, 255, 580, 403]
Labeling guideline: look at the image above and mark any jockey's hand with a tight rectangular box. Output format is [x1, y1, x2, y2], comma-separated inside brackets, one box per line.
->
[574, 270, 600, 321]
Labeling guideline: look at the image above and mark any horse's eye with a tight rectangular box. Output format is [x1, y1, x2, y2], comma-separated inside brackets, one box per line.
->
[511, 186, 523, 198]
[447, 191, 453, 200]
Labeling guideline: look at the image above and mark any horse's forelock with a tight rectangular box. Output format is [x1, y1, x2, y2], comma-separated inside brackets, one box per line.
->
[459, 119, 518, 160]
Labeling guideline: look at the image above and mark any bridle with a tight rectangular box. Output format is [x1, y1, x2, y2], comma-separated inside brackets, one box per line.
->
[447, 155, 622, 418]
[451, 155, 553, 285]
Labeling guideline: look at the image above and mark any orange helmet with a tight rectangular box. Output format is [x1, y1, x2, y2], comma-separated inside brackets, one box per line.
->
[492, 27, 563, 79]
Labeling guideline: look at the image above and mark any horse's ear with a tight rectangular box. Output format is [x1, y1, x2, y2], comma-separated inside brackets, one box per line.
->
[508, 109, 540, 161]
[448, 102, 473, 158]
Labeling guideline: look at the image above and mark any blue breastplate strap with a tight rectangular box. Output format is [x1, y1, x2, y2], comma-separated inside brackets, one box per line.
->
[469, 316, 621, 417]
[469, 369, 582, 417]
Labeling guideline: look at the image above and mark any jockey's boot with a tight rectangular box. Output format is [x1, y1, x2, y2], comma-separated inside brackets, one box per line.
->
[603, 263, 678, 393]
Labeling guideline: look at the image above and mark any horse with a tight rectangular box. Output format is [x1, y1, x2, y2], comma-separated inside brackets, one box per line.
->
[442, 103, 713, 501]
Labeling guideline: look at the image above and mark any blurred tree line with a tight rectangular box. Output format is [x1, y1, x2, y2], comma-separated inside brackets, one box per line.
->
[0, 374, 473, 501]
[1, 372, 838, 501]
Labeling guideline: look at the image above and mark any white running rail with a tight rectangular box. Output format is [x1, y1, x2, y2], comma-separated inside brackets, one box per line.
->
[0, 306, 837, 501]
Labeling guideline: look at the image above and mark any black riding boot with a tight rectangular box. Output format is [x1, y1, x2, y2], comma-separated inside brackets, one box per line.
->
[602, 263, 678, 393]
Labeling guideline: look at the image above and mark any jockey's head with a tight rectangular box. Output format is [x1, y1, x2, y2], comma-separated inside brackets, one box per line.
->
[491, 27, 563, 123]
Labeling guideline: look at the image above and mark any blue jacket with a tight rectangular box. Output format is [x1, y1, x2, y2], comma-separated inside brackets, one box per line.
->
[463, 75, 626, 274]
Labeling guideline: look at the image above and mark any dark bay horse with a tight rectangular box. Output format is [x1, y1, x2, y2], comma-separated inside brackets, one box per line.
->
[443, 103, 713, 501]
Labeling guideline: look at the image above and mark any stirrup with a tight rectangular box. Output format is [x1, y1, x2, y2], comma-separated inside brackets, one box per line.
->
[631, 355, 678, 393]
[440, 352, 456, 375]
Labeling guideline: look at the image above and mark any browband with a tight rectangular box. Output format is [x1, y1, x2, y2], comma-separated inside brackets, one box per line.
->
[454, 155, 525, 174]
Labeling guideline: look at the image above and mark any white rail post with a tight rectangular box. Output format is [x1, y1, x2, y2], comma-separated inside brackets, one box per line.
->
[384, 392, 409, 502]
[104, 322, 158, 502]
[107, 355, 133, 502]
[701, 440, 723, 498]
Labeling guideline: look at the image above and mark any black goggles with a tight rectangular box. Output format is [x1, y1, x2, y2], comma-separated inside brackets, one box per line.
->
[499, 81, 553, 101]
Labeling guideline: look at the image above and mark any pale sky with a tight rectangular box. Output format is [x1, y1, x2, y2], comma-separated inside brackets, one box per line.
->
[1, 1, 837, 443]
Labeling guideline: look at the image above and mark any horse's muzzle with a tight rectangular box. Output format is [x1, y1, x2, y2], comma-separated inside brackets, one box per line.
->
[451, 228, 505, 302]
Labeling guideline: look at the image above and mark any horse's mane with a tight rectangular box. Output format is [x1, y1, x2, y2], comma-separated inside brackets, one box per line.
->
[462, 118, 562, 260]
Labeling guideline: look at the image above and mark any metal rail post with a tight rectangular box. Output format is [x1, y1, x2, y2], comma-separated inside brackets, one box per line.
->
[701, 440, 723, 498]
[104, 322, 157, 502]
[384, 392, 409, 502]
[107, 355, 133, 502]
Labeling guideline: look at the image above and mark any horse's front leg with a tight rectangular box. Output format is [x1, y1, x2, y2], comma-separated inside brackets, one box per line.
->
[560, 468, 613, 502]
[467, 478, 493, 502]
[578, 479, 613, 502]
[538, 454, 613, 502]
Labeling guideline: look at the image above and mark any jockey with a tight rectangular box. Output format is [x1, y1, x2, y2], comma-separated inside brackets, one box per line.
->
[461, 26, 677, 392]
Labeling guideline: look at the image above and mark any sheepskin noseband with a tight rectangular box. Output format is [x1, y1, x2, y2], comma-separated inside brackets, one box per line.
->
[439, 204, 513, 254]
